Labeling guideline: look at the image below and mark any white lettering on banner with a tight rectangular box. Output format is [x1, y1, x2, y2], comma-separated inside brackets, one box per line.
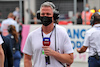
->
[45, 39, 49, 41]
[44, 42, 49, 44]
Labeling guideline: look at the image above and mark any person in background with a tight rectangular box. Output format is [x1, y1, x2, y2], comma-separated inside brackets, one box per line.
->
[0, 34, 4, 67]
[15, 17, 23, 57]
[13, 7, 22, 44]
[23, 2, 74, 67]
[26, 9, 37, 24]
[0, 10, 2, 19]
[7, 25, 21, 67]
[93, 7, 98, 13]
[1, 32, 13, 67]
[13, 7, 20, 21]
[13, 7, 23, 57]
[1, 13, 18, 36]
[81, 4, 93, 25]
[77, 12, 82, 24]
[77, 12, 100, 67]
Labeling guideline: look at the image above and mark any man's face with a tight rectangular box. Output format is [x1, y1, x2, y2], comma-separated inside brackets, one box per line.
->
[40, 6, 53, 18]
[40, 6, 54, 26]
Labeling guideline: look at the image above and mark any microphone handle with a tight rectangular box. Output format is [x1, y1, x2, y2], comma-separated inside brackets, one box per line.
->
[45, 55, 50, 65]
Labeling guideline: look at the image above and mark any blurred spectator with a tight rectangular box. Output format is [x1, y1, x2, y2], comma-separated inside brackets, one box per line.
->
[1, 13, 18, 36]
[13, 7, 20, 21]
[90, 7, 98, 14]
[0, 34, 4, 67]
[13, 7, 23, 57]
[26, 9, 37, 24]
[13, 9, 22, 41]
[93, 7, 98, 12]
[71, 12, 82, 24]
[15, 17, 23, 57]
[1, 32, 13, 67]
[0, 10, 2, 19]
[76, 12, 82, 24]
[70, 14, 76, 24]
[7, 25, 21, 67]
[16, 17, 22, 41]
[81, 4, 93, 25]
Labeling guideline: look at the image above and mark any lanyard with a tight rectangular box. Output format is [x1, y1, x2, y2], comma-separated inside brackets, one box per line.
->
[41, 26, 55, 38]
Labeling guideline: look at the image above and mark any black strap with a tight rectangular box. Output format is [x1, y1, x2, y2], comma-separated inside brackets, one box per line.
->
[58, 61, 66, 67]
[55, 24, 56, 51]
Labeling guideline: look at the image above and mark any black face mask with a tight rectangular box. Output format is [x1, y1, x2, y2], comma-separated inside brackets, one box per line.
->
[40, 16, 52, 26]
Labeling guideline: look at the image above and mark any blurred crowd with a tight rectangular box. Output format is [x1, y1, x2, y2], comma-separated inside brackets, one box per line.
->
[0, 4, 100, 26]
[0, 7, 23, 67]
[58, 4, 100, 25]
[25, 3, 99, 25]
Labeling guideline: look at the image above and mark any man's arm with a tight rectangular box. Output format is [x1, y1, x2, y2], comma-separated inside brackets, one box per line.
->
[42, 46, 74, 65]
[0, 45, 4, 67]
[24, 54, 32, 67]
[77, 46, 88, 53]
[52, 51, 73, 65]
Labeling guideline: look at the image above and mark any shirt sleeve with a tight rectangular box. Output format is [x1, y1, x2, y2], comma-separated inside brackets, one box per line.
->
[23, 34, 33, 55]
[63, 32, 74, 54]
[0, 35, 4, 45]
[1, 21, 4, 32]
[83, 32, 90, 47]
[14, 21, 19, 32]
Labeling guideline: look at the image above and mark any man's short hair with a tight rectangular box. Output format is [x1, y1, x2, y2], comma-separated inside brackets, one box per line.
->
[8, 13, 14, 18]
[40, 2, 55, 12]
[94, 12, 100, 23]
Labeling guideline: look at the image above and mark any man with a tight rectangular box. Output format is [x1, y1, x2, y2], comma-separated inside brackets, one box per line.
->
[77, 12, 100, 67]
[1, 13, 18, 36]
[81, 4, 93, 25]
[13, 7, 20, 20]
[0, 35, 4, 67]
[23, 2, 74, 67]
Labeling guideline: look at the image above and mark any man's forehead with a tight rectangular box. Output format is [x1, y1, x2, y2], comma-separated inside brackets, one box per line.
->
[41, 7, 53, 13]
[41, 6, 52, 10]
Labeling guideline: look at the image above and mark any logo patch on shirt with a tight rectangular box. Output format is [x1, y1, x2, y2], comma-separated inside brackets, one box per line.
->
[43, 37, 50, 46]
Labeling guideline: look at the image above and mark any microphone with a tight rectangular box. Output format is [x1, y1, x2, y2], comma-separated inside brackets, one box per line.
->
[43, 37, 50, 64]
[43, 37, 50, 46]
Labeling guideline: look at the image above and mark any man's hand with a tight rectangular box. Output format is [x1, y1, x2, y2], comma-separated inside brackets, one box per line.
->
[76, 48, 80, 53]
[42, 46, 73, 64]
[42, 46, 54, 56]
[76, 46, 88, 53]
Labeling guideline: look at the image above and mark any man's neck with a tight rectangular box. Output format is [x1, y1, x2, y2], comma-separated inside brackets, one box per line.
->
[8, 17, 13, 19]
[42, 23, 54, 34]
